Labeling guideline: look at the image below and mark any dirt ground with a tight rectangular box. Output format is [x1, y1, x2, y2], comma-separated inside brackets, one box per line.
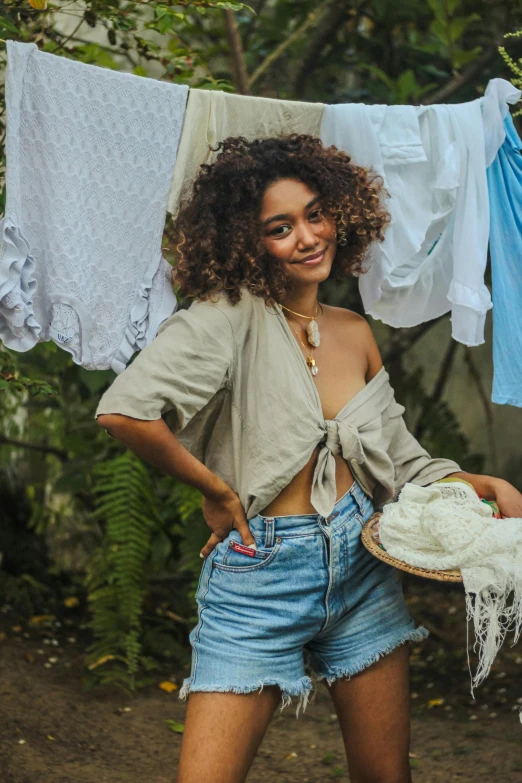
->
[1, 579, 522, 783]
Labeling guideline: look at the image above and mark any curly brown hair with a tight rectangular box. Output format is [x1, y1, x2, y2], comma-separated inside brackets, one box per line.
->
[171, 134, 390, 305]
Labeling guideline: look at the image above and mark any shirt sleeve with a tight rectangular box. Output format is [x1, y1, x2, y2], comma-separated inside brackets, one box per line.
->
[386, 401, 461, 493]
[94, 300, 235, 431]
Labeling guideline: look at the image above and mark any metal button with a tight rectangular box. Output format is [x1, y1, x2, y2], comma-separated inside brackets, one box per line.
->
[276, 537, 282, 543]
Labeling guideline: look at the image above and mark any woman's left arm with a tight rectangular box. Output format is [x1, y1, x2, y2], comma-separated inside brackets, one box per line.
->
[446, 471, 522, 517]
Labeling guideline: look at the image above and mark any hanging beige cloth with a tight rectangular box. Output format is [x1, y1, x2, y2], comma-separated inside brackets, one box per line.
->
[167, 89, 324, 215]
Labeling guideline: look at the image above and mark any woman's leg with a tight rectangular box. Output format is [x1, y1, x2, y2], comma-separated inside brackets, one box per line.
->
[327, 644, 412, 783]
[176, 687, 281, 783]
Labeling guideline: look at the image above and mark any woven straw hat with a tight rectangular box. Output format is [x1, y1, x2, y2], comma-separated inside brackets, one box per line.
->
[361, 512, 463, 583]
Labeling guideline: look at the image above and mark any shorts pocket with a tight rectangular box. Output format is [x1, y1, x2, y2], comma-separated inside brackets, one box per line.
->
[213, 537, 283, 573]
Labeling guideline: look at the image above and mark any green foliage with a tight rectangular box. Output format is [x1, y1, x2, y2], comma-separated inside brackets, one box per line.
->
[499, 30, 522, 116]
[361, 65, 436, 104]
[426, 0, 481, 69]
[85, 451, 163, 690]
[0, 345, 55, 398]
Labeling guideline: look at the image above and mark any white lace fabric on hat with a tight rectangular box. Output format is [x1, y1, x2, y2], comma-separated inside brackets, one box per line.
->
[0, 41, 188, 371]
[379, 481, 522, 698]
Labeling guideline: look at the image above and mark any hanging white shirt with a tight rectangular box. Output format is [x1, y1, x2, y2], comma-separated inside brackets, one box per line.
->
[0, 42, 188, 372]
[320, 80, 520, 346]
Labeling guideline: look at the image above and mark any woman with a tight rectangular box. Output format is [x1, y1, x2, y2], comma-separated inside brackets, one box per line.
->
[96, 135, 522, 783]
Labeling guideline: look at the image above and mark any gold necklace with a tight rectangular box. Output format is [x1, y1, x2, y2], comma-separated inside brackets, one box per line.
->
[288, 322, 319, 376]
[278, 302, 322, 347]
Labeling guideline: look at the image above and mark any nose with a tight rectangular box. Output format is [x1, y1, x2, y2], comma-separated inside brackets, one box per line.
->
[295, 220, 320, 251]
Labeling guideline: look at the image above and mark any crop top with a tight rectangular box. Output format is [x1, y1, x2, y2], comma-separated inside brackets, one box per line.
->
[95, 287, 461, 519]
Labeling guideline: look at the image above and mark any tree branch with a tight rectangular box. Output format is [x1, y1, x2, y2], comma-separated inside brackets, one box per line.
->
[0, 435, 67, 461]
[222, 9, 251, 95]
[424, 35, 522, 105]
[248, 1, 330, 91]
[292, 0, 354, 98]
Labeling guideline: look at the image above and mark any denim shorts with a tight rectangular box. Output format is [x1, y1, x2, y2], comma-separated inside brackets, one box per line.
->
[180, 480, 427, 712]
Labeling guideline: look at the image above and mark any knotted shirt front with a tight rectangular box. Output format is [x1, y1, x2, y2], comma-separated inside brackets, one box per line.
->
[95, 287, 460, 519]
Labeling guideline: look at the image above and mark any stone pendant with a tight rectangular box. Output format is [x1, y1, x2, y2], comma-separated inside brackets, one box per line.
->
[306, 319, 320, 347]
[308, 357, 319, 376]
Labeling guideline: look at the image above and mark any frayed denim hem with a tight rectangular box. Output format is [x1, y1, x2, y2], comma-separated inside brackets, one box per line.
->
[179, 675, 313, 717]
[314, 625, 429, 687]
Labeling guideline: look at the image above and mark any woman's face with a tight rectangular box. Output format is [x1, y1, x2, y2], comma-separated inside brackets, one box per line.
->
[259, 178, 337, 286]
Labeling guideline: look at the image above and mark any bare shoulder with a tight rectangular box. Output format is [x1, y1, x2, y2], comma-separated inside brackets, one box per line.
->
[321, 303, 383, 379]
[322, 303, 373, 337]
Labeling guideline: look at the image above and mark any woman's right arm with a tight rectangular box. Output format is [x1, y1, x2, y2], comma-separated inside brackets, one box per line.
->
[97, 413, 255, 555]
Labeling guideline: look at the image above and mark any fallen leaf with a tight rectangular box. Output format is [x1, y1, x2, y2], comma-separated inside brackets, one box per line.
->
[88, 654, 115, 670]
[428, 698, 444, 708]
[166, 720, 184, 734]
[12, 625, 22, 632]
[63, 597, 79, 609]
[159, 681, 178, 693]
[29, 615, 54, 626]
[285, 752, 298, 760]
[47, 735, 56, 741]
[29, 0, 48, 8]
[29, 614, 54, 625]
[18, 739, 26, 745]
[165, 611, 189, 624]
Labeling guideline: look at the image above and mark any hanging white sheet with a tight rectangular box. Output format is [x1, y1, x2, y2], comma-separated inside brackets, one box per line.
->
[0, 42, 189, 372]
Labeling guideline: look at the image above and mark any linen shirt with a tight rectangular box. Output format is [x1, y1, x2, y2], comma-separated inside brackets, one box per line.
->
[320, 79, 520, 347]
[95, 288, 460, 519]
[167, 89, 324, 216]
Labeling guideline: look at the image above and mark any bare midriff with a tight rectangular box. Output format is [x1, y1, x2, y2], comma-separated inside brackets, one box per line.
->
[259, 304, 369, 518]
[259, 447, 355, 517]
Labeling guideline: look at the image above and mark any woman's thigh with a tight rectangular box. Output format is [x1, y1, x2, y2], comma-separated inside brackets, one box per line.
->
[176, 687, 281, 783]
[328, 643, 412, 783]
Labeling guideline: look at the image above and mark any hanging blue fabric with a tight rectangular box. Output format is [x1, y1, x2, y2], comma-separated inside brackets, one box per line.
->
[487, 113, 522, 406]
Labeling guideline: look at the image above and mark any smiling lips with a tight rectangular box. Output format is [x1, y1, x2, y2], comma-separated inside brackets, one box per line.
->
[292, 248, 326, 265]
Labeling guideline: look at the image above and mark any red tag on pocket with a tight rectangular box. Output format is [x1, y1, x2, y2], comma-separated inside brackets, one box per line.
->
[230, 542, 256, 557]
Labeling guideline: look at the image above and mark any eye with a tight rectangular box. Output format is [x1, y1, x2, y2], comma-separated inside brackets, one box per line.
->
[269, 224, 291, 237]
[309, 208, 323, 221]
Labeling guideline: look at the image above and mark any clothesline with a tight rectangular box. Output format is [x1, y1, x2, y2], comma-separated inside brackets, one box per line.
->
[1, 40, 521, 408]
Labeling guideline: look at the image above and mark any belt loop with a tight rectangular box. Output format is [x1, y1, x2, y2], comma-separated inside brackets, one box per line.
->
[264, 518, 275, 548]
[350, 480, 366, 517]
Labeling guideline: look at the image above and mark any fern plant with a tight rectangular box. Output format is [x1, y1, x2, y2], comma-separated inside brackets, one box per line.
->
[85, 450, 162, 692]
